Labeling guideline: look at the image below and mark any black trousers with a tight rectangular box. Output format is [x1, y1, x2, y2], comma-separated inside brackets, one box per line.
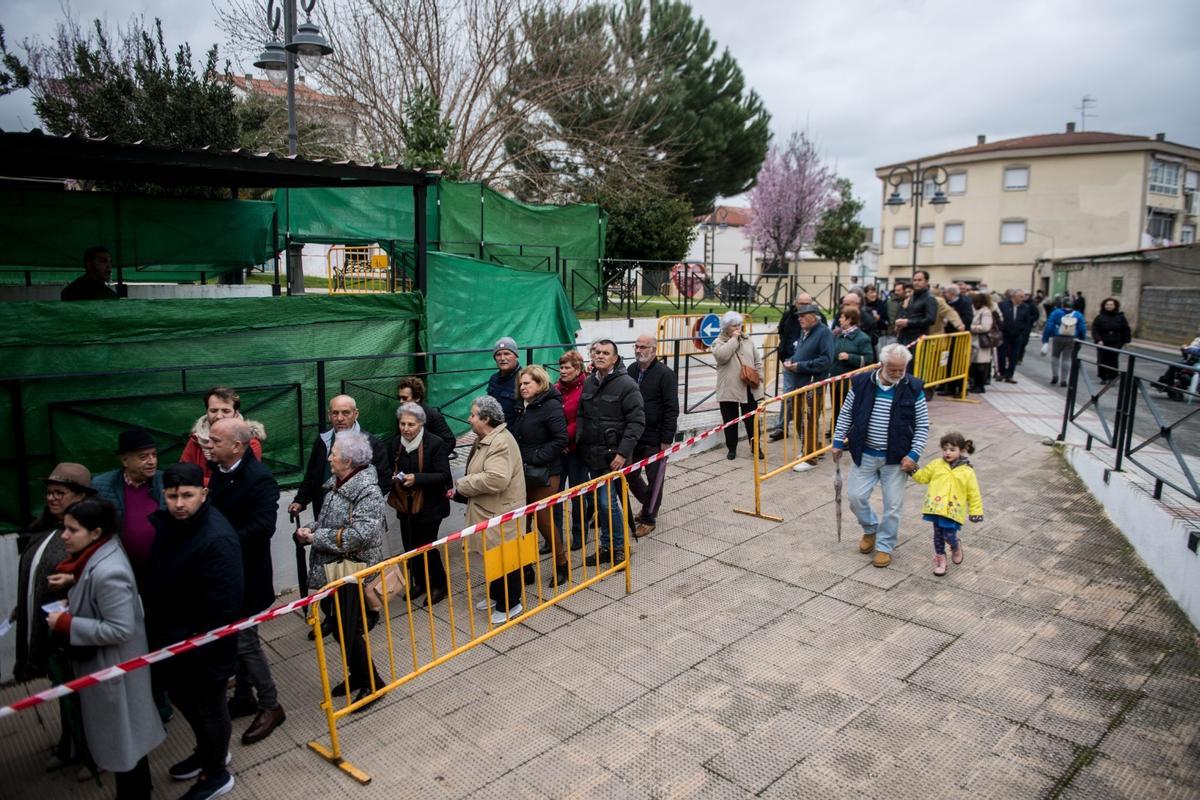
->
[114, 755, 152, 800]
[720, 387, 757, 453]
[1098, 347, 1121, 382]
[398, 516, 447, 593]
[489, 568, 522, 611]
[628, 443, 667, 524]
[330, 585, 381, 692]
[170, 679, 230, 780]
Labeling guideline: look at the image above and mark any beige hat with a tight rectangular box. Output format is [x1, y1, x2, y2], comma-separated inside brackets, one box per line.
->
[45, 462, 97, 495]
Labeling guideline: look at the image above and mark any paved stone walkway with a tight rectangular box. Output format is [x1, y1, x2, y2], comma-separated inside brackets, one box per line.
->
[2, 395, 1198, 799]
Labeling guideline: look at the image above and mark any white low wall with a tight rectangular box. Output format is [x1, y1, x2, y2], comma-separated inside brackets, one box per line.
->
[1062, 444, 1200, 631]
[0, 284, 274, 302]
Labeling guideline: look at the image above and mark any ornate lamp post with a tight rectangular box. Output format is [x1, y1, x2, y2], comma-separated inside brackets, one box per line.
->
[254, 0, 333, 294]
[884, 161, 950, 278]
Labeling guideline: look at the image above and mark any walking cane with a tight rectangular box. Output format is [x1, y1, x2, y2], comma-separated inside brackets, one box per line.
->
[833, 460, 843, 542]
[291, 511, 309, 598]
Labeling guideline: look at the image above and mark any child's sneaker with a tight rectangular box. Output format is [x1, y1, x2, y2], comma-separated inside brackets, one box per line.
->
[951, 544, 963, 565]
[932, 554, 947, 576]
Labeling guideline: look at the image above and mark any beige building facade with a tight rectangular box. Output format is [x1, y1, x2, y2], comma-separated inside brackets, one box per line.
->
[876, 128, 1200, 292]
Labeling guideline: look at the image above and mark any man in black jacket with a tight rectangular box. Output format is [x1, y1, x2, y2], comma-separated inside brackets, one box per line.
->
[207, 418, 285, 746]
[289, 394, 389, 520]
[895, 270, 937, 348]
[996, 289, 1032, 383]
[145, 463, 243, 798]
[577, 339, 645, 565]
[625, 334, 679, 537]
[770, 293, 819, 439]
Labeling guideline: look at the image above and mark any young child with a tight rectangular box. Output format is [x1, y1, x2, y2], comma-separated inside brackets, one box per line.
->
[911, 432, 983, 576]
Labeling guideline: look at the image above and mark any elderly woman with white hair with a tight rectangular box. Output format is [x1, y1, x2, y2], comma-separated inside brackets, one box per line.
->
[387, 402, 453, 606]
[453, 395, 527, 625]
[295, 429, 385, 706]
[712, 310, 764, 460]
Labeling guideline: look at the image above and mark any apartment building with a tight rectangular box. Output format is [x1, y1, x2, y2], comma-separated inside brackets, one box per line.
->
[875, 126, 1200, 290]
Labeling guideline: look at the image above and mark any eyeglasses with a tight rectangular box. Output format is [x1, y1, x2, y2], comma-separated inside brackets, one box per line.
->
[46, 489, 72, 499]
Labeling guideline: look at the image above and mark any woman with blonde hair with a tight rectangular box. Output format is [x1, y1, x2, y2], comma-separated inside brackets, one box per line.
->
[510, 365, 569, 586]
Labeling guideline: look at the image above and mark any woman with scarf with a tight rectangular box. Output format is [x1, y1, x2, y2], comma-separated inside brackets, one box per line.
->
[554, 350, 588, 550]
[179, 386, 266, 483]
[46, 498, 164, 799]
[387, 402, 453, 606]
[11, 463, 96, 778]
[1091, 297, 1132, 383]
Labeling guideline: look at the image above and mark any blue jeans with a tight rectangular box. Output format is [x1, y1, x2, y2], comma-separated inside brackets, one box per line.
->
[554, 451, 592, 548]
[770, 367, 800, 432]
[589, 469, 623, 552]
[846, 453, 908, 554]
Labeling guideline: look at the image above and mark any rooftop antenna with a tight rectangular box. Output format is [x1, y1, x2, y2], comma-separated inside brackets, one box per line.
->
[1076, 94, 1097, 132]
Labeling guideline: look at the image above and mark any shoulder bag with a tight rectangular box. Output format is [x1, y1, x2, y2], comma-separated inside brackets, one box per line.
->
[735, 348, 761, 389]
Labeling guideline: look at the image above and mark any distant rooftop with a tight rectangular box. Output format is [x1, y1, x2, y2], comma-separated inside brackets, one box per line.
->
[696, 205, 751, 227]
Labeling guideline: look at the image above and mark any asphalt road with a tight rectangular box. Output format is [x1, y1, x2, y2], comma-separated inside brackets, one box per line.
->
[1009, 339, 1200, 460]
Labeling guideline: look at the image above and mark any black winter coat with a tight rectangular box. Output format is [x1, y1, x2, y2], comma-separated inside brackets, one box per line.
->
[626, 360, 679, 446]
[206, 451, 280, 615]
[777, 311, 803, 361]
[510, 387, 569, 476]
[948, 294, 974, 333]
[998, 299, 1037, 337]
[13, 518, 68, 681]
[144, 503, 244, 685]
[294, 428, 390, 516]
[1092, 310, 1132, 348]
[577, 360, 646, 472]
[387, 433, 453, 523]
[420, 403, 457, 455]
[898, 289, 937, 344]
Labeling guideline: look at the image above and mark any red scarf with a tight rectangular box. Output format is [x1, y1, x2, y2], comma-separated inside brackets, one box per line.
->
[54, 534, 111, 581]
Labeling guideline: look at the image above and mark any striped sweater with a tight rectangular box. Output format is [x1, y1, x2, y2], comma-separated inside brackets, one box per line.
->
[832, 372, 930, 463]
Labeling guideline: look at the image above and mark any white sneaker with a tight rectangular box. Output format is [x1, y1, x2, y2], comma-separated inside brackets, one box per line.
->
[792, 462, 816, 473]
[490, 603, 523, 625]
[475, 598, 493, 611]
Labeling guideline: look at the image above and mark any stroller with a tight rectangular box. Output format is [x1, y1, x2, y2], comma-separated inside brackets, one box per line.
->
[1153, 347, 1200, 401]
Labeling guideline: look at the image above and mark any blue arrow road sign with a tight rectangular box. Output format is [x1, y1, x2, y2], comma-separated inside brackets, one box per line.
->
[698, 313, 722, 347]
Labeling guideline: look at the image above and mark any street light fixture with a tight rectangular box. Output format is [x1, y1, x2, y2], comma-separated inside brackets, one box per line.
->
[886, 160, 950, 278]
[255, 0, 334, 295]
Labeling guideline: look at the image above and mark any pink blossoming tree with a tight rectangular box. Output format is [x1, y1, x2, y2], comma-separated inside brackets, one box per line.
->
[746, 131, 836, 273]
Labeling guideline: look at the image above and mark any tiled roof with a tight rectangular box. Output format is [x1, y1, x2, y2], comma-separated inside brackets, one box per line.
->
[227, 74, 347, 105]
[696, 205, 751, 227]
[878, 131, 1192, 171]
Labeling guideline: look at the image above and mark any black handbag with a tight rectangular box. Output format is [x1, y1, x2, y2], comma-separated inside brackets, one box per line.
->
[524, 463, 550, 488]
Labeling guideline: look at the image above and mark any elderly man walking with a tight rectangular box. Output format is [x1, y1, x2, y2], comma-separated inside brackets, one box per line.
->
[782, 303, 834, 472]
[577, 338, 645, 565]
[206, 418, 285, 746]
[831, 343, 930, 568]
[626, 333, 678, 538]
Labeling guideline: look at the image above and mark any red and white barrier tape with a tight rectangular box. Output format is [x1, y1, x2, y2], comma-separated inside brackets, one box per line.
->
[3, 348, 931, 719]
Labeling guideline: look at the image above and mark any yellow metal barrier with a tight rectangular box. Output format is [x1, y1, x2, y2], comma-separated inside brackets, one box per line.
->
[655, 313, 753, 358]
[326, 245, 393, 293]
[913, 331, 974, 401]
[734, 366, 875, 520]
[307, 473, 633, 783]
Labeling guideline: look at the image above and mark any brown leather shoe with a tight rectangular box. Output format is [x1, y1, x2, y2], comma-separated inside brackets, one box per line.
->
[241, 705, 285, 745]
[872, 551, 891, 568]
[858, 533, 876, 554]
[634, 523, 655, 539]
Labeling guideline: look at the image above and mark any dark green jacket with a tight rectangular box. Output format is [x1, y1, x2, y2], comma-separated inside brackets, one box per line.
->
[833, 328, 875, 375]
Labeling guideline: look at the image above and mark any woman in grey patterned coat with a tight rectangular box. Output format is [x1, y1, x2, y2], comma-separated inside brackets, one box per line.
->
[295, 430, 385, 707]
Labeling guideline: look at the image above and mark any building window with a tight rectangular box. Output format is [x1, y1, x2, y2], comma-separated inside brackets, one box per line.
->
[1003, 166, 1030, 191]
[893, 227, 911, 248]
[1000, 219, 1027, 244]
[1111, 277, 1123, 295]
[1147, 210, 1176, 241]
[1149, 158, 1181, 195]
[947, 172, 967, 195]
[943, 222, 964, 245]
[1182, 223, 1196, 244]
[918, 225, 935, 246]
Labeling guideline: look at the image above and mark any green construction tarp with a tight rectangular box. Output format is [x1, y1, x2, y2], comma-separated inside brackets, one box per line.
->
[273, 186, 439, 248]
[0, 190, 277, 284]
[421, 251, 581, 433]
[0, 294, 422, 530]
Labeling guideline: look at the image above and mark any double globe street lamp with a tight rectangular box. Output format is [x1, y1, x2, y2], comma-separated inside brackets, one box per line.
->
[885, 161, 950, 278]
[253, 0, 333, 295]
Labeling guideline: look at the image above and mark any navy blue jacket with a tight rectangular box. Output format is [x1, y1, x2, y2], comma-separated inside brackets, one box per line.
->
[487, 368, 520, 424]
[790, 322, 835, 385]
[842, 371, 926, 467]
[206, 451, 280, 615]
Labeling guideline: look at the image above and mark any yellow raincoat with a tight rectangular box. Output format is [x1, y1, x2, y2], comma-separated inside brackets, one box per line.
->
[911, 458, 983, 524]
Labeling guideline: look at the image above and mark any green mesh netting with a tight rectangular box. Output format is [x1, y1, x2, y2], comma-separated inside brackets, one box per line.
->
[0, 294, 421, 531]
[0, 189, 277, 284]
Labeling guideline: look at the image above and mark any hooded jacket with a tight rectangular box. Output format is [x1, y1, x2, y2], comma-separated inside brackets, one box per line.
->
[911, 457, 983, 524]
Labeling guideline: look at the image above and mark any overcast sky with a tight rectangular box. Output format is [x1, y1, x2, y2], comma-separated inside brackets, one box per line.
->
[3, 0, 1198, 232]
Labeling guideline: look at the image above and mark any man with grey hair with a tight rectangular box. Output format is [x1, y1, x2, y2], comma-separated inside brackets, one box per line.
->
[780, 302, 834, 472]
[206, 418, 286, 743]
[577, 338, 644, 565]
[831, 343, 930, 569]
[290, 394, 389, 520]
[625, 333, 678, 537]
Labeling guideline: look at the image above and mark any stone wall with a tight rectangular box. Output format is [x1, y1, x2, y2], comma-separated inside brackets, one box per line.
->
[1138, 286, 1200, 344]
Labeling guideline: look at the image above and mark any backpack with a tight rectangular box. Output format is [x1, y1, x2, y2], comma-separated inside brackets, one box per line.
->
[1058, 312, 1078, 337]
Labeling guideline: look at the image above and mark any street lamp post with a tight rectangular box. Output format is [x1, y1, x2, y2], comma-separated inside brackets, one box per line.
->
[254, 0, 333, 295]
[885, 160, 950, 279]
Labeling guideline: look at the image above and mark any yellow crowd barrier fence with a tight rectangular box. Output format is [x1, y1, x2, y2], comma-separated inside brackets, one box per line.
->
[307, 473, 632, 783]
[912, 330, 974, 401]
[326, 245, 394, 294]
[655, 313, 753, 358]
